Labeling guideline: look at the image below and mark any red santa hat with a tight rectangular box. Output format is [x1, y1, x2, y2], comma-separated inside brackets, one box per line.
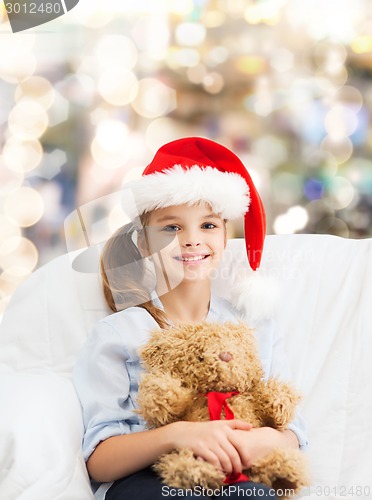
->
[125, 136, 266, 271]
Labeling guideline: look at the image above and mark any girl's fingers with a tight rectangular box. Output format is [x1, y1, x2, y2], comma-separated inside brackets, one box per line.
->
[219, 441, 243, 475]
[228, 419, 253, 431]
[197, 449, 224, 472]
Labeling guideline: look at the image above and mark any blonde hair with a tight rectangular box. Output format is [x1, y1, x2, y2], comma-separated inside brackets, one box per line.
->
[100, 213, 169, 329]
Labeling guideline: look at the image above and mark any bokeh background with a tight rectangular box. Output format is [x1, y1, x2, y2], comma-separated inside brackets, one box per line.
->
[1, 0, 372, 315]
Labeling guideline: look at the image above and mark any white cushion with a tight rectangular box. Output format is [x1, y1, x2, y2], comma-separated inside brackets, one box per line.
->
[0, 234, 371, 498]
[0, 373, 93, 499]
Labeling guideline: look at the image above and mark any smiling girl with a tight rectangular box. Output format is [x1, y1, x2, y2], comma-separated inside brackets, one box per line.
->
[73, 137, 307, 500]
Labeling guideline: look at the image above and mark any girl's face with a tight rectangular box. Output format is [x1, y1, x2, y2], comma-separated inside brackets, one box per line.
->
[139, 202, 227, 287]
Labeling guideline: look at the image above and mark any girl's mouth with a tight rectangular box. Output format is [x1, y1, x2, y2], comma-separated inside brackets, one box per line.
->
[173, 254, 210, 262]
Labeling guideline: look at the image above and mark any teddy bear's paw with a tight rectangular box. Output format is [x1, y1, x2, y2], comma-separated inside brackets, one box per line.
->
[137, 373, 193, 427]
[154, 449, 225, 490]
[248, 448, 310, 497]
[260, 379, 301, 429]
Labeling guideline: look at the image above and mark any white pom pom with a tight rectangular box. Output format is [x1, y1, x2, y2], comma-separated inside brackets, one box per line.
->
[231, 273, 281, 326]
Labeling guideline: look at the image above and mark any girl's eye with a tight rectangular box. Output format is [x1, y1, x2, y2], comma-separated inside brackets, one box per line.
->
[202, 222, 217, 229]
[163, 225, 180, 232]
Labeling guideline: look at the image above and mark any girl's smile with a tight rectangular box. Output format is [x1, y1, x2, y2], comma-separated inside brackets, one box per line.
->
[173, 253, 211, 263]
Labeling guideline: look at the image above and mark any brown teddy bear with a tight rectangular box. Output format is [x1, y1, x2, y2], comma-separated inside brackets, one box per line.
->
[137, 321, 309, 497]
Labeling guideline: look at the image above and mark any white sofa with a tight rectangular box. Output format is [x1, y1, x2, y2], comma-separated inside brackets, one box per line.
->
[1, 234, 372, 499]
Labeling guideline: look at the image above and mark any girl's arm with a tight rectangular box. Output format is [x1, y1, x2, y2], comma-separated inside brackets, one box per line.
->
[87, 419, 252, 483]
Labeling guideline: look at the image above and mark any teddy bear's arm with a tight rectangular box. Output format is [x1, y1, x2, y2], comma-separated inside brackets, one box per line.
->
[136, 371, 194, 428]
[253, 378, 301, 430]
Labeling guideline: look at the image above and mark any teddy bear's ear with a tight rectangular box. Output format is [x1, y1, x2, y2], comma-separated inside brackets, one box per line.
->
[139, 343, 163, 369]
[139, 329, 173, 369]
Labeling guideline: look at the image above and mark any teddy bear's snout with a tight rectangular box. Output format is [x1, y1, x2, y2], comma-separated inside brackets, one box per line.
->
[219, 352, 233, 362]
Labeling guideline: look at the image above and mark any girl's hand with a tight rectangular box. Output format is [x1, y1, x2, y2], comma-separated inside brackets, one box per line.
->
[169, 420, 252, 476]
[229, 427, 299, 469]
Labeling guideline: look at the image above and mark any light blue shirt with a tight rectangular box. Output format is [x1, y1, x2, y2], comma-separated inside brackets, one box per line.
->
[73, 292, 308, 498]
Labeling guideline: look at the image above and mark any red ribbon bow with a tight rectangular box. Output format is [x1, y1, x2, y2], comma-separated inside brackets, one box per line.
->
[205, 391, 239, 421]
[204, 391, 250, 484]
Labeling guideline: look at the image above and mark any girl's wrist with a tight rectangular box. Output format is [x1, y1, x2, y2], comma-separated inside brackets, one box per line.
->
[163, 421, 184, 450]
[278, 429, 300, 448]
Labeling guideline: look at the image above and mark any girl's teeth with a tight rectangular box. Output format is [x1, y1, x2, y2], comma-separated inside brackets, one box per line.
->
[178, 255, 207, 261]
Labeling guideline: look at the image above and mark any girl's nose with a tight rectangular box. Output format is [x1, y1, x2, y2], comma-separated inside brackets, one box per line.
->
[185, 241, 200, 247]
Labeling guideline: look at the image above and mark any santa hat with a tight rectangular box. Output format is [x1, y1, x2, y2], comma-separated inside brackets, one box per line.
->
[124, 137, 266, 271]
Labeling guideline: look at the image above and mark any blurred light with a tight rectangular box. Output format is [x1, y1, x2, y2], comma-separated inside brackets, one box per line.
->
[74, 1, 113, 28]
[324, 105, 358, 140]
[328, 176, 355, 209]
[37, 182, 62, 222]
[203, 10, 226, 28]
[274, 206, 309, 234]
[131, 78, 177, 118]
[3, 187, 44, 227]
[351, 35, 372, 54]
[349, 210, 370, 230]
[96, 120, 128, 152]
[334, 86, 363, 112]
[95, 35, 138, 71]
[187, 63, 207, 84]
[167, 48, 200, 68]
[321, 136, 353, 164]
[98, 69, 138, 105]
[15, 77, 55, 110]
[307, 2, 359, 42]
[168, 0, 194, 16]
[205, 46, 229, 67]
[91, 120, 130, 169]
[244, 1, 282, 25]
[0, 157, 24, 196]
[8, 100, 49, 140]
[0, 216, 21, 256]
[131, 14, 170, 60]
[202, 72, 224, 94]
[175, 22, 206, 47]
[306, 199, 335, 224]
[36, 149, 67, 180]
[252, 136, 288, 169]
[2, 138, 43, 173]
[0, 34, 36, 83]
[122, 166, 144, 185]
[48, 91, 70, 127]
[347, 159, 372, 195]
[304, 149, 338, 177]
[270, 48, 294, 72]
[313, 42, 347, 73]
[0, 237, 38, 276]
[304, 178, 324, 201]
[236, 56, 267, 75]
[0, 270, 24, 294]
[316, 217, 349, 237]
[272, 173, 303, 204]
[145, 117, 188, 153]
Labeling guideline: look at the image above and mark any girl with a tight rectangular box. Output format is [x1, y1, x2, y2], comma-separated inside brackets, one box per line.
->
[73, 137, 308, 500]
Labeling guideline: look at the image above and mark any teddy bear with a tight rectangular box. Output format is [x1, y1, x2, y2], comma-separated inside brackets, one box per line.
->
[136, 321, 309, 497]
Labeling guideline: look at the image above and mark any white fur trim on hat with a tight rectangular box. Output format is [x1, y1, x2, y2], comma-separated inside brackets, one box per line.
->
[124, 165, 250, 220]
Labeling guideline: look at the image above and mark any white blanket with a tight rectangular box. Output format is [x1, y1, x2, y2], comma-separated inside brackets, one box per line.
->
[1, 234, 371, 499]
